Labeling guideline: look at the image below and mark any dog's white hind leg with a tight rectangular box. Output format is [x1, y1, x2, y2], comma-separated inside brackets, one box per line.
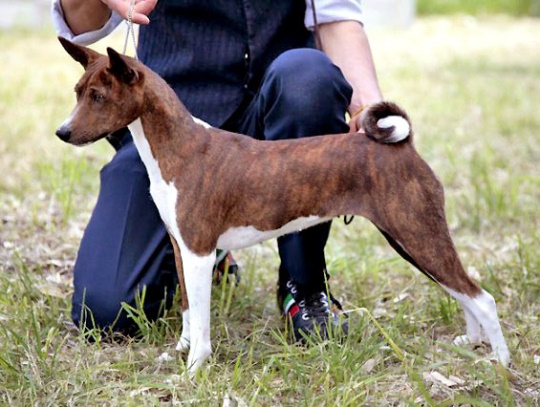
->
[453, 305, 487, 346]
[454, 304, 488, 346]
[443, 286, 510, 366]
[180, 247, 215, 373]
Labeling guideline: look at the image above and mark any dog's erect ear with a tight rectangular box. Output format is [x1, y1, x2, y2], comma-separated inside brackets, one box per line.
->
[58, 36, 101, 68]
[107, 47, 140, 85]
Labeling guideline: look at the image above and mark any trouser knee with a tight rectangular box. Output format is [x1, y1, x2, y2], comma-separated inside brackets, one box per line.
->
[261, 48, 352, 139]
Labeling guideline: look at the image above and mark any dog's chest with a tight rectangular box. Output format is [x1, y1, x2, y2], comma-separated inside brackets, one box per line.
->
[128, 119, 178, 230]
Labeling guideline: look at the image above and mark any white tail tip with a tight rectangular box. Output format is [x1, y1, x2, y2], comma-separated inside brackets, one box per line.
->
[377, 116, 410, 143]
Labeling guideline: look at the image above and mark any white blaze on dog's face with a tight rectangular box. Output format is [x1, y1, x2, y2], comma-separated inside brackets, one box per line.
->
[55, 38, 145, 146]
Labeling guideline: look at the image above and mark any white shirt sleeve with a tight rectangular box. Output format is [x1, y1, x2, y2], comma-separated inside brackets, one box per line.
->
[51, 0, 123, 46]
[304, 0, 363, 30]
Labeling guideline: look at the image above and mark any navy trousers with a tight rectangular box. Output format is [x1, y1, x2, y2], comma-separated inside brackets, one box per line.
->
[71, 49, 352, 333]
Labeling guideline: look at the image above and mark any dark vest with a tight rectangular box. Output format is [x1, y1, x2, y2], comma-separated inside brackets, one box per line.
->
[138, 0, 313, 127]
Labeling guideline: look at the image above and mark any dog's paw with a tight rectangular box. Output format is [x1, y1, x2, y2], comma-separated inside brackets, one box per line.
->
[453, 334, 486, 347]
[491, 349, 511, 367]
[176, 336, 190, 352]
[492, 343, 511, 367]
[187, 345, 212, 375]
[452, 335, 482, 346]
[453, 333, 488, 347]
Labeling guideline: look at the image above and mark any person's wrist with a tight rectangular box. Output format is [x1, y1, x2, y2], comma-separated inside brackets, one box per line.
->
[61, 0, 110, 13]
[61, 0, 111, 34]
[350, 104, 371, 120]
[349, 95, 383, 116]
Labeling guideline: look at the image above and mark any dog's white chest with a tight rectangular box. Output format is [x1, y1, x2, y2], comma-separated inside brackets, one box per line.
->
[128, 119, 178, 230]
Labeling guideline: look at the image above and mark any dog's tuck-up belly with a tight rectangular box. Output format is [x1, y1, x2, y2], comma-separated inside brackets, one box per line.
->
[216, 215, 331, 250]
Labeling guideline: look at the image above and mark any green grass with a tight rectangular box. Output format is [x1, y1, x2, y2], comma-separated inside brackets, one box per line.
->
[1, 17, 540, 405]
[417, 0, 535, 16]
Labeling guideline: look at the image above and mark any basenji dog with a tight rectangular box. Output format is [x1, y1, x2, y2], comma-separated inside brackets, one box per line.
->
[55, 37, 510, 373]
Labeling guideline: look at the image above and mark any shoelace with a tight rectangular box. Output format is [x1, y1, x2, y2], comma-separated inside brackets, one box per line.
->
[284, 280, 344, 319]
[299, 292, 331, 321]
[286, 280, 298, 295]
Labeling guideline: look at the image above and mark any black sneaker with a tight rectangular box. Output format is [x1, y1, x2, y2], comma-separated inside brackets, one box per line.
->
[213, 250, 240, 285]
[278, 280, 348, 342]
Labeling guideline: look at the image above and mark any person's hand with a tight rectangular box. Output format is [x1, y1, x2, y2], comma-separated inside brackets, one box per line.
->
[101, 0, 158, 25]
[348, 105, 370, 134]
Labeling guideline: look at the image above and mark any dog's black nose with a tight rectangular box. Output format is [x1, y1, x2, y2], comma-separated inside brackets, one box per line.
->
[55, 125, 72, 142]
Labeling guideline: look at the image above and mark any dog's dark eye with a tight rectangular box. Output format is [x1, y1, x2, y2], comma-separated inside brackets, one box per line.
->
[92, 93, 105, 103]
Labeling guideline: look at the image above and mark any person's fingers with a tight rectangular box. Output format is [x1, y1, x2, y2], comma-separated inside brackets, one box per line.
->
[102, 0, 156, 24]
[348, 114, 362, 133]
[133, 0, 157, 23]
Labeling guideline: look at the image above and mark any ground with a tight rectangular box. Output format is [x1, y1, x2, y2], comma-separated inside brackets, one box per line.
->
[1, 16, 539, 406]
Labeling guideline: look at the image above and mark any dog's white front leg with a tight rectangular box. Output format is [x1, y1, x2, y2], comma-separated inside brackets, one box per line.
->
[176, 310, 191, 351]
[181, 249, 215, 373]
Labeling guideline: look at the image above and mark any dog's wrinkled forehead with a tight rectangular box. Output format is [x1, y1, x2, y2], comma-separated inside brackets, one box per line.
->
[74, 58, 114, 95]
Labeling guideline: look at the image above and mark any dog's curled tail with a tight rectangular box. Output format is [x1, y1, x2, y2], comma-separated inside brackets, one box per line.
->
[362, 101, 412, 144]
